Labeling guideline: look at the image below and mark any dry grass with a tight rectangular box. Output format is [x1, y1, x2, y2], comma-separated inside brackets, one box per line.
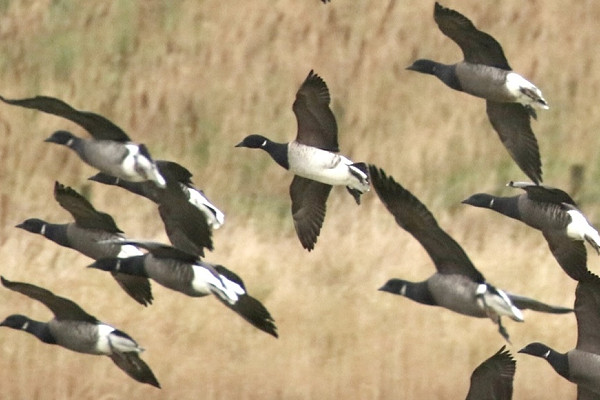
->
[0, 0, 598, 398]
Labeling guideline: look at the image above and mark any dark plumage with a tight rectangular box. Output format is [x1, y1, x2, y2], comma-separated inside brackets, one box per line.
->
[406, 2, 547, 184]
[462, 181, 597, 281]
[89, 160, 219, 256]
[15, 182, 152, 306]
[465, 346, 515, 400]
[236, 70, 369, 251]
[0, 277, 160, 388]
[0, 95, 165, 187]
[370, 165, 572, 341]
[88, 240, 278, 338]
[519, 271, 600, 399]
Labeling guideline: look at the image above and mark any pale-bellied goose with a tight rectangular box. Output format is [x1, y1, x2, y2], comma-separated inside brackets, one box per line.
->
[236, 70, 369, 251]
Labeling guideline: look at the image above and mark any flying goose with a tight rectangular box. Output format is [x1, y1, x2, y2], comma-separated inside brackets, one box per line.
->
[519, 271, 600, 399]
[15, 182, 152, 306]
[89, 160, 220, 256]
[0, 95, 166, 188]
[0, 277, 160, 388]
[88, 240, 278, 338]
[236, 70, 369, 251]
[406, 2, 547, 184]
[465, 346, 515, 400]
[462, 181, 597, 281]
[370, 165, 572, 341]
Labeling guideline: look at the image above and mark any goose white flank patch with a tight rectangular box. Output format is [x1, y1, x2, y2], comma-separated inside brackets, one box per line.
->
[406, 2, 547, 184]
[236, 70, 369, 251]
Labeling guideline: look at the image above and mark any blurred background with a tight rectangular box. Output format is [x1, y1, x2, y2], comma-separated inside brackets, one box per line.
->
[0, 0, 598, 398]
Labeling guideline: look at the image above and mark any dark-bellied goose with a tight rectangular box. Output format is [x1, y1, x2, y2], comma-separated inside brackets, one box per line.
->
[0, 95, 165, 188]
[88, 240, 278, 338]
[89, 160, 219, 256]
[369, 165, 572, 341]
[90, 160, 224, 230]
[0, 277, 160, 388]
[236, 70, 369, 251]
[519, 271, 600, 399]
[15, 182, 152, 306]
[406, 2, 547, 184]
[465, 346, 515, 400]
[462, 181, 597, 281]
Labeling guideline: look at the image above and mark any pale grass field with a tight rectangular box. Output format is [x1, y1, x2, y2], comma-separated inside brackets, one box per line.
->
[0, 0, 599, 398]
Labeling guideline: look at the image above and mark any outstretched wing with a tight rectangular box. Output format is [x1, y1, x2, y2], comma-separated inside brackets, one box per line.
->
[434, 2, 511, 70]
[109, 352, 161, 388]
[54, 181, 123, 233]
[290, 176, 332, 251]
[465, 346, 515, 400]
[486, 101, 542, 185]
[292, 70, 339, 151]
[0, 95, 130, 141]
[1, 277, 97, 323]
[369, 165, 485, 282]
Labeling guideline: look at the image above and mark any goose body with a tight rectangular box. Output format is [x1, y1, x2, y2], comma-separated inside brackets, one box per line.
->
[89, 240, 278, 338]
[406, 2, 546, 184]
[236, 70, 369, 250]
[370, 165, 572, 341]
[0, 277, 159, 388]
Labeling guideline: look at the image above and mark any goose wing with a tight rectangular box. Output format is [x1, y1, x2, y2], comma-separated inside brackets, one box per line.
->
[109, 352, 161, 388]
[508, 181, 577, 206]
[1, 277, 97, 323]
[0, 95, 130, 141]
[486, 101, 542, 185]
[211, 265, 278, 338]
[543, 231, 589, 281]
[290, 176, 332, 251]
[54, 181, 123, 233]
[575, 273, 600, 355]
[369, 165, 485, 282]
[433, 2, 511, 69]
[465, 346, 515, 400]
[292, 70, 339, 151]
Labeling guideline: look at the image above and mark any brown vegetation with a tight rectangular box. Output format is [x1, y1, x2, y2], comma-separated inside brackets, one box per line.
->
[0, 0, 598, 398]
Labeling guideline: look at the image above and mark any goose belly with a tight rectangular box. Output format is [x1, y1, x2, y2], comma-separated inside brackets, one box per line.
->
[287, 144, 365, 188]
[50, 320, 103, 355]
[569, 351, 600, 394]
[427, 275, 485, 318]
[455, 63, 515, 102]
